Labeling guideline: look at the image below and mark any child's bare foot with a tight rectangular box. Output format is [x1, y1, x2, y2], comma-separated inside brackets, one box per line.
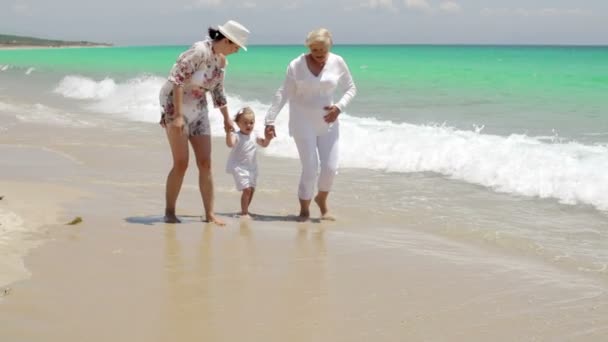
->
[164, 209, 181, 223]
[205, 214, 226, 226]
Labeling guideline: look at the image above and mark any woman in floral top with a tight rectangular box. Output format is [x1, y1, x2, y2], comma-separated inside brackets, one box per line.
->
[159, 20, 250, 225]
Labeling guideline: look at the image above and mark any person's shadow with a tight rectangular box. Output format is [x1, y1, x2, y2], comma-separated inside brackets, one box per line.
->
[124, 215, 203, 226]
[125, 213, 321, 225]
[215, 212, 321, 223]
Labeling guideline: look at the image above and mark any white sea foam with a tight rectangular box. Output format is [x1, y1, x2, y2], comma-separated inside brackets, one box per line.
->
[54, 75, 117, 100]
[25, 67, 35, 75]
[0, 208, 32, 288]
[52, 75, 608, 211]
[0, 65, 9, 72]
[0, 208, 25, 242]
[18, 104, 96, 127]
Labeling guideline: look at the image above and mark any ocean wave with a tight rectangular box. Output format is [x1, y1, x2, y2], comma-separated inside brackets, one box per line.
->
[51, 75, 608, 211]
[54, 75, 117, 100]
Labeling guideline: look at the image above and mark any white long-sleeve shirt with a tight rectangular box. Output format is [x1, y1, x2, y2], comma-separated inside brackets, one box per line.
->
[265, 52, 357, 137]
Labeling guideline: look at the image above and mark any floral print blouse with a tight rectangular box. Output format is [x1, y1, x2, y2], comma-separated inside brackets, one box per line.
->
[159, 40, 227, 124]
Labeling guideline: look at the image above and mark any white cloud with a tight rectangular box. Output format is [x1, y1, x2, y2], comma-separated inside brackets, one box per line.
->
[283, 2, 300, 10]
[439, 1, 461, 13]
[361, 0, 396, 11]
[405, 0, 431, 12]
[13, 1, 31, 15]
[481, 7, 593, 17]
[538, 8, 593, 17]
[189, 0, 223, 8]
[240, 2, 256, 8]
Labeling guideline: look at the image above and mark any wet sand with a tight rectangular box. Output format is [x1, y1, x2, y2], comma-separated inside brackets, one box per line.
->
[1, 116, 607, 341]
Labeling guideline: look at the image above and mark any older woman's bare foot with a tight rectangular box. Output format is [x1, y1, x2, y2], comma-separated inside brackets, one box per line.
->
[205, 214, 226, 226]
[320, 213, 336, 221]
[314, 195, 335, 220]
[297, 209, 310, 222]
[164, 209, 181, 223]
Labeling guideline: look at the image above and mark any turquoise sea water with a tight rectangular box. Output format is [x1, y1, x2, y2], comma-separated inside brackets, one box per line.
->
[2, 44, 608, 281]
[1, 44, 607, 139]
[1, 44, 608, 212]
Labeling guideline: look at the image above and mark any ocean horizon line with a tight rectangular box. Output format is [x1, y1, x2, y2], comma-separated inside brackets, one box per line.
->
[110, 42, 608, 48]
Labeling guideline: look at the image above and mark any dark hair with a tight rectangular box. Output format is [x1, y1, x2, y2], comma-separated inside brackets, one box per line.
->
[208, 27, 226, 42]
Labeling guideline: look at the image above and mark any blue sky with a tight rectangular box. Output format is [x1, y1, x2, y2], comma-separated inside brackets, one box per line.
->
[1, 0, 607, 45]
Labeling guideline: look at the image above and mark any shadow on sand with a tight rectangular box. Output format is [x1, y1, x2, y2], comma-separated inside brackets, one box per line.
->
[125, 213, 321, 226]
[124, 215, 202, 226]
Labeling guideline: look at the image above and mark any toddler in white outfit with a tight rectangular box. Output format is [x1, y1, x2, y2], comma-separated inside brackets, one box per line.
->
[225, 107, 273, 218]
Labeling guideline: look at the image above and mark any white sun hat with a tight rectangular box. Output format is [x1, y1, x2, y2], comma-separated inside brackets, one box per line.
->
[218, 20, 250, 51]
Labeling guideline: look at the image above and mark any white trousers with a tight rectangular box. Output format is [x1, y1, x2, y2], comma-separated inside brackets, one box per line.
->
[293, 124, 339, 200]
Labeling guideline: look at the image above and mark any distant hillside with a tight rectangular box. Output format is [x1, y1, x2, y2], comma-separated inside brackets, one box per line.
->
[0, 34, 112, 47]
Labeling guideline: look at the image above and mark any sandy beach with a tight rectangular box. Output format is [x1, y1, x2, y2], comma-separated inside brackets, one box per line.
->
[0, 107, 607, 341]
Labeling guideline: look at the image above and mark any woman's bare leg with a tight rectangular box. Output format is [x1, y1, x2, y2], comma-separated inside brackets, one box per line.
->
[164, 127, 189, 223]
[190, 135, 225, 226]
[298, 198, 311, 222]
[314, 191, 335, 221]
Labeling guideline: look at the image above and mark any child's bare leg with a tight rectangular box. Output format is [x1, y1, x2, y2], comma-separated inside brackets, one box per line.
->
[315, 191, 335, 221]
[247, 188, 255, 216]
[248, 188, 255, 206]
[240, 187, 254, 218]
[298, 198, 311, 222]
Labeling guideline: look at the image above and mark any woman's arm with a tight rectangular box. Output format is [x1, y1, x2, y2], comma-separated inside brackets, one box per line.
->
[167, 45, 205, 128]
[210, 56, 233, 133]
[265, 63, 296, 126]
[172, 84, 184, 121]
[218, 105, 233, 133]
[334, 56, 357, 113]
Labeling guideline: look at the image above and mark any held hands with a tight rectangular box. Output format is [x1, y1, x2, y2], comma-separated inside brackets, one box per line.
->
[224, 117, 234, 134]
[323, 105, 341, 123]
[265, 125, 277, 139]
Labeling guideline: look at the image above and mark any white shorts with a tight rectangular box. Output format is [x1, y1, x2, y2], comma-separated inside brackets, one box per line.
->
[230, 167, 257, 191]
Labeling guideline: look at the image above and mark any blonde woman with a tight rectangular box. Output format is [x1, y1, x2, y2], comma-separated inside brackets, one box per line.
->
[265, 28, 357, 221]
[159, 20, 249, 225]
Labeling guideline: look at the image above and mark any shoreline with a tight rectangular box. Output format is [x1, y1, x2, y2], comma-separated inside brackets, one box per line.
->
[0, 120, 607, 339]
[0, 44, 112, 50]
[0, 180, 84, 288]
[1, 78, 608, 339]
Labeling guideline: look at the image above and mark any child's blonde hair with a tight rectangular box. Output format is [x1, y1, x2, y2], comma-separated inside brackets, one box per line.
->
[234, 106, 255, 123]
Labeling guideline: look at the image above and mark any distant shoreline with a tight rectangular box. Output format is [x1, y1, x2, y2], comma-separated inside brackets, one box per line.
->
[0, 44, 112, 50]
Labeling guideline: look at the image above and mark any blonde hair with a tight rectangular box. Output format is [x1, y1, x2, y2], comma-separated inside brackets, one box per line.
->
[305, 28, 332, 48]
[234, 106, 255, 123]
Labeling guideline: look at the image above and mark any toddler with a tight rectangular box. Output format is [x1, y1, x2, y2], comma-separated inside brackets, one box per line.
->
[225, 107, 273, 218]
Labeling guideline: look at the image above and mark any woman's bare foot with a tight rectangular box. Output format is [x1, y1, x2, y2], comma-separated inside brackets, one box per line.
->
[314, 195, 335, 220]
[320, 213, 336, 221]
[164, 209, 181, 223]
[297, 209, 310, 222]
[205, 214, 226, 226]
[240, 213, 252, 220]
